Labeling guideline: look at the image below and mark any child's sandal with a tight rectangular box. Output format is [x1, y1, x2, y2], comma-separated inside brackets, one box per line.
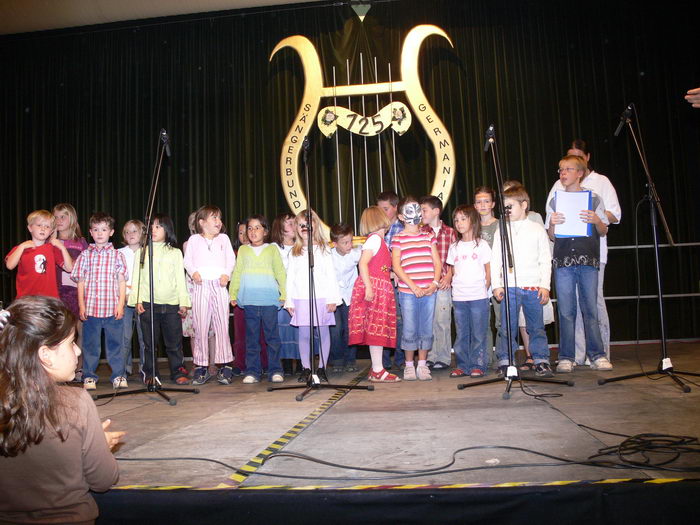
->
[368, 368, 401, 382]
[450, 368, 467, 378]
[519, 358, 535, 371]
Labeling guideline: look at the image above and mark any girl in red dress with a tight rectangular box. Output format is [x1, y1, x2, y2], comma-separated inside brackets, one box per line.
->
[348, 206, 400, 382]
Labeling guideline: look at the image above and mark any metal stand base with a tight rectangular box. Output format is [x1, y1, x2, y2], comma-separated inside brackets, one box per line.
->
[598, 359, 700, 393]
[93, 378, 199, 405]
[269, 375, 373, 402]
[458, 369, 574, 400]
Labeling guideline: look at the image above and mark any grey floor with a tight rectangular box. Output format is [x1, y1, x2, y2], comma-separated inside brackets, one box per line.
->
[97, 342, 700, 490]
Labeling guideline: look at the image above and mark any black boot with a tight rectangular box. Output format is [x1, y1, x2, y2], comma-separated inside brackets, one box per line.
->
[317, 367, 328, 383]
[298, 368, 311, 383]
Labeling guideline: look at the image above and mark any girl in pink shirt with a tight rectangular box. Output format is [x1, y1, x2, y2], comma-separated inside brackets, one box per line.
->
[183, 205, 236, 385]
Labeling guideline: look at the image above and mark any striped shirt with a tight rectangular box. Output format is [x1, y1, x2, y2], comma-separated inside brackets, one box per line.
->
[392, 231, 437, 292]
[71, 243, 127, 318]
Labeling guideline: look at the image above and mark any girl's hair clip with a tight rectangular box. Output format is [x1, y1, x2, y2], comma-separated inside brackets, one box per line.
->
[0, 309, 10, 332]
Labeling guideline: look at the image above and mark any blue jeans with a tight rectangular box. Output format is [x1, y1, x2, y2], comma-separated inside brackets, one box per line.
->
[82, 315, 125, 381]
[243, 305, 282, 379]
[555, 265, 605, 362]
[383, 285, 405, 368]
[398, 292, 436, 351]
[139, 303, 186, 381]
[330, 302, 356, 366]
[122, 305, 145, 376]
[453, 299, 490, 373]
[496, 288, 549, 366]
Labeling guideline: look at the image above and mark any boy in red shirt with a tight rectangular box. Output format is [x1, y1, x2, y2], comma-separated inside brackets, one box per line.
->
[5, 210, 73, 298]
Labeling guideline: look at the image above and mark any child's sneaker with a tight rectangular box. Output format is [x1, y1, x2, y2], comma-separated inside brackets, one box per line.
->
[270, 373, 284, 383]
[317, 368, 329, 383]
[192, 366, 212, 385]
[535, 363, 554, 377]
[242, 375, 259, 384]
[84, 378, 97, 390]
[345, 364, 359, 373]
[403, 365, 417, 381]
[416, 365, 432, 381]
[217, 366, 234, 385]
[591, 357, 613, 370]
[556, 360, 575, 373]
[112, 376, 128, 389]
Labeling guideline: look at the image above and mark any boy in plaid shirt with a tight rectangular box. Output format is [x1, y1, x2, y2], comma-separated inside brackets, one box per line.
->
[419, 195, 457, 369]
[71, 212, 128, 390]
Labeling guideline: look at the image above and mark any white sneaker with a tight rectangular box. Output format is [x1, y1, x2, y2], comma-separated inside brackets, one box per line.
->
[556, 360, 574, 373]
[242, 375, 259, 384]
[591, 357, 613, 370]
[270, 373, 284, 383]
[416, 365, 432, 381]
[112, 376, 128, 389]
[84, 378, 97, 390]
[403, 366, 417, 381]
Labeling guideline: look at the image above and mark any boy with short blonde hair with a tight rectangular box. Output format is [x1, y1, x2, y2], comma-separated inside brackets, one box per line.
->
[491, 187, 554, 377]
[5, 210, 73, 298]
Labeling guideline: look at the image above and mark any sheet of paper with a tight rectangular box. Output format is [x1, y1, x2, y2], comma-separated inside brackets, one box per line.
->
[553, 190, 591, 237]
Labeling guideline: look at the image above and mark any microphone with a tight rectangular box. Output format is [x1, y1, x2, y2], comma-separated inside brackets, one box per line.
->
[614, 105, 632, 137]
[160, 129, 172, 157]
[483, 124, 495, 152]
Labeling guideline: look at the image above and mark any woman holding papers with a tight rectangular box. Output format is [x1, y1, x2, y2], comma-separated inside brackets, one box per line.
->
[546, 155, 613, 373]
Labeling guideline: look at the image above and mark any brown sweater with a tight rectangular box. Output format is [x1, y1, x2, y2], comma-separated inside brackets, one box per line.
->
[0, 388, 119, 524]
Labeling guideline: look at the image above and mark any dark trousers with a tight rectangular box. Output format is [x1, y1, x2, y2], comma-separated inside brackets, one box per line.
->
[330, 302, 356, 366]
[139, 303, 186, 380]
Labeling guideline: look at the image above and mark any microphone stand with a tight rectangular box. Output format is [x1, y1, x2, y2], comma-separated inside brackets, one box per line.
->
[458, 125, 573, 399]
[94, 129, 199, 404]
[599, 104, 699, 392]
[269, 135, 373, 401]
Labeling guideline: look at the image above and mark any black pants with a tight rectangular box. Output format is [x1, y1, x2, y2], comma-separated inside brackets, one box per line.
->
[139, 303, 186, 380]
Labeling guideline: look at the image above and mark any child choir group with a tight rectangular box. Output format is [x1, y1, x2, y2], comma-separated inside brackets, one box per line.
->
[5, 140, 620, 388]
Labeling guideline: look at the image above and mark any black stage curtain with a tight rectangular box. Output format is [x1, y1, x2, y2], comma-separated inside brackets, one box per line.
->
[1, 0, 698, 340]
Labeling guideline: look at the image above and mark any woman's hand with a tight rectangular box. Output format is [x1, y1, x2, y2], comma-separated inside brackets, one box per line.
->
[192, 272, 202, 284]
[219, 274, 230, 287]
[364, 287, 374, 302]
[327, 303, 337, 313]
[102, 419, 125, 451]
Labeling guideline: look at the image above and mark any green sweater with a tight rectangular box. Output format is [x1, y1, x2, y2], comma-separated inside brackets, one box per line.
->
[229, 244, 286, 306]
[128, 243, 191, 307]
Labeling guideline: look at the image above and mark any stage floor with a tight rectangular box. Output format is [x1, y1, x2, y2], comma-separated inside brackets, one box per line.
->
[97, 342, 700, 491]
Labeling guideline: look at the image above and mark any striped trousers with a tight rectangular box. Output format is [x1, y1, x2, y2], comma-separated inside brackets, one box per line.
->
[191, 279, 233, 366]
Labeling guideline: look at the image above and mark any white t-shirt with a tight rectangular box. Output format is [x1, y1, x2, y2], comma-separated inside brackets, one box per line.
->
[362, 233, 382, 256]
[251, 243, 268, 256]
[447, 240, 491, 301]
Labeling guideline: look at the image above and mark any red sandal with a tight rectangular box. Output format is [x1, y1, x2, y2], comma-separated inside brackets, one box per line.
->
[368, 368, 401, 382]
[450, 368, 467, 378]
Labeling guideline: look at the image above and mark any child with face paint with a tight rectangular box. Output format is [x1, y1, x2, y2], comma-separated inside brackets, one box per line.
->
[390, 196, 442, 381]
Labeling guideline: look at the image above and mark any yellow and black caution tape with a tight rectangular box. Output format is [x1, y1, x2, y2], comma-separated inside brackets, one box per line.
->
[229, 369, 370, 486]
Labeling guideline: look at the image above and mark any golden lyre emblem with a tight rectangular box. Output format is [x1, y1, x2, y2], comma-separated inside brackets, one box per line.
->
[271, 25, 456, 228]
